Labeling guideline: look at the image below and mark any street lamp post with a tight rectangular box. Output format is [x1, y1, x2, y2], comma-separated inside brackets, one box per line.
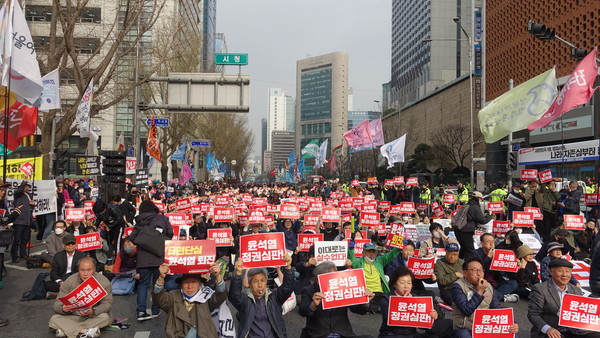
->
[453, 16, 475, 189]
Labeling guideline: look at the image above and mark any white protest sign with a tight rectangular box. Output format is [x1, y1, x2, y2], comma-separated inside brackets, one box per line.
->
[6, 179, 57, 216]
[314, 241, 348, 266]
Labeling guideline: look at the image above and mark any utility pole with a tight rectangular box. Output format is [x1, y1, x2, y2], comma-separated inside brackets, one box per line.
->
[506, 79, 514, 189]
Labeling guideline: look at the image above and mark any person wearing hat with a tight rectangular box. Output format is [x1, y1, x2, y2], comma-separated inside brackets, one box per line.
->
[454, 191, 491, 259]
[539, 242, 580, 287]
[347, 241, 401, 313]
[514, 245, 539, 299]
[44, 234, 87, 295]
[10, 180, 36, 263]
[535, 227, 579, 261]
[528, 259, 596, 338]
[152, 263, 227, 338]
[434, 242, 464, 305]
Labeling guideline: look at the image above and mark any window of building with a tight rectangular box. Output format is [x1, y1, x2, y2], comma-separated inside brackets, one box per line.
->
[25, 6, 101, 24]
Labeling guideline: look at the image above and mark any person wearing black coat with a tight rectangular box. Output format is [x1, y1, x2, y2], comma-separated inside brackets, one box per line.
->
[454, 192, 490, 259]
[514, 245, 539, 299]
[11, 181, 35, 263]
[44, 234, 87, 293]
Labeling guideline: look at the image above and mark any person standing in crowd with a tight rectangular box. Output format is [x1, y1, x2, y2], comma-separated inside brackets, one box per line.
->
[49, 257, 112, 338]
[229, 254, 294, 338]
[129, 200, 174, 321]
[525, 180, 559, 242]
[434, 243, 464, 305]
[454, 191, 490, 259]
[11, 181, 35, 263]
[514, 245, 539, 299]
[153, 263, 226, 338]
[456, 182, 469, 205]
[564, 180, 582, 215]
[506, 181, 526, 221]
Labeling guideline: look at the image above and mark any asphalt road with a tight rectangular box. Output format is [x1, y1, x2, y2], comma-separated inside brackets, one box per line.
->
[0, 236, 538, 338]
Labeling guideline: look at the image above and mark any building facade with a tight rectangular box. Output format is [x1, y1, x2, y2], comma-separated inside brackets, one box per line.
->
[348, 111, 382, 129]
[267, 88, 294, 150]
[271, 131, 295, 170]
[261, 117, 267, 171]
[295, 52, 348, 153]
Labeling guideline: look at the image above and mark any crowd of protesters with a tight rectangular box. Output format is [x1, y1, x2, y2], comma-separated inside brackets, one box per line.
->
[0, 176, 598, 337]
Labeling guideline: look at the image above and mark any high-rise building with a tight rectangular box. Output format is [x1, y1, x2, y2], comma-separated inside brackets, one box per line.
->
[261, 117, 268, 172]
[285, 94, 295, 131]
[348, 111, 382, 129]
[267, 88, 295, 150]
[271, 131, 295, 170]
[386, 0, 476, 110]
[295, 52, 348, 153]
[202, 0, 216, 72]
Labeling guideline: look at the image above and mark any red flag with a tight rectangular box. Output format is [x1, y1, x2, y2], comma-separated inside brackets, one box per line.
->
[528, 47, 598, 130]
[328, 153, 337, 172]
[0, 98, 38, 151]
[146, 117, 161, 162]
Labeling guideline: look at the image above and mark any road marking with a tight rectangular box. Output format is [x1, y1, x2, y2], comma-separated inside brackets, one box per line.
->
[134, 332, 151, 338]
[5, 263, 28, 271]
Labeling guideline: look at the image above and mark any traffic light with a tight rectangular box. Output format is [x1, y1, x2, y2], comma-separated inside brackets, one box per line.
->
[101, 150, 126, 201]
[571, 47, 588, 60]
[507, 151, 517, 171]
[527, 21, 555, 41]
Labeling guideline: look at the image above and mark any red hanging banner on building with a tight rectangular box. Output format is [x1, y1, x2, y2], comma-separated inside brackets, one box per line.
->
[207, 228, 233, 247]
[406, 256, 435, 279]
[164, 240, 216, 274]
[387, 296, 434, 328]
[317, 269, 369, 310]
[58, 276, 108, 311]
[558, 294, 600, 332]
[472, 308, 515, 338]
[240, 232, 286, 268]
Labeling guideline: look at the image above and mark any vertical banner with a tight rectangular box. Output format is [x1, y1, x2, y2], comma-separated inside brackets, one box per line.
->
[385, 223, 406, 249]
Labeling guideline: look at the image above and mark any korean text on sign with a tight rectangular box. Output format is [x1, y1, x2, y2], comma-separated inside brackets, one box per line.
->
[297, 233, 323, 252]
[385, 223, 406, 249]
[352, 239, 371, 258]
[164, 240, 216, 274]
[314, 241, 348, 266]
[472, 308, 515, 338]
[406, 256, 435, 279]
[492, 221, 511, 235]
[240, 232, 286, 269]
[360, 212, 380, 227]
[207, 228, 233, 247]
[564, 215, 585, 231]
[490, 249, 519, 273]
[520, 169, 538, 181]
[387, 296, 434, 328]
[75, 233, 102, 252]
[487, 202, 504, 213]
[317, 269, 368, 310]
[512, 211, 534, 227]
[58, 276, 107, 311]
[65, 208, 86, 221]
[559, 294, 600, 332]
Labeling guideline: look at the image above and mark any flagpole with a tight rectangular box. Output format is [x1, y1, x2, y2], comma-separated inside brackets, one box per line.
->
[2, 0, 14, 182]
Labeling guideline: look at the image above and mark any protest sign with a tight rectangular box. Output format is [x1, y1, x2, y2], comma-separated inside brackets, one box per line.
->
[65, 199, 75, 208]
[386, 223, 406, 249]
[512, 211, 534, 227]
[416, 203, 429, 212]
[84, 201, 95, 220]
[490, 249, 519, 273]
[166, 213, 193, 227]
[280, 203, 300, 219]
[321, 207, 341, 223]
[19, 161, 34, 176]
[58, 276, 107, 311]
[248, 210, 265, 224]
[394, 176, 404, 185]
[303, 214, 320, 227]
[387, 296, 434, 328]
[384, 179, 394, 188]
[352, 239, 371, 258]
[207, 228, 233, 247]
[76, 233, 102, 252]
[153, 201, 165, 212]
[213, 208, 234, 223]
[558, 294, 600, 332]
[339, 201, 353, 213]
[123, 227, 133, 237]
[6, 179, 57, 216]
[472, 308, 515, 338]
[487, 202, 504, 213]
[75, 156, 101, 176]
[298, 233, 323, 252]
[520, 169, 538, 181]
[406, 177, 418, 186]
[314, 241, 348, 266]
[360, 212, 380, 227]
[406, 256, 435, 279]
[585, 193, 599, 205]
[492, 221, 511, 235]
[564, 215, 585, 231]
[506, 194, 523, 207]
[443, 194, 455, 204]
[524, 207, 543, 220]
[390, 204, 402, 215]
[367, 177, 378, 184]
[361, 202, 378, 213]
[175, 198, 191, 212]
[317, 269, 368, 310]
[65, 208, 86, 222]
[164, 240, 216, 274]
[214, 196, 230, 206]
[400, 202, 415, 214]
[378, 200, 391, 211]
[171, 225, 181, 240]
[344, 229, 367, 240]
[539, 169, 553, 183]
[240, 233, 286, 268]
[404, 224, 418, 242]
[309, 201, 324, 213]
[351, 197, 365, 207]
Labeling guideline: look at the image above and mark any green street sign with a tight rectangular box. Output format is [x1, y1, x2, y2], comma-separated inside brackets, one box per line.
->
[215, 53, 248, 65]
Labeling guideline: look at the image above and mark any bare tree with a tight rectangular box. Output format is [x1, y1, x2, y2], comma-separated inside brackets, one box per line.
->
[431, 123, 484, 169]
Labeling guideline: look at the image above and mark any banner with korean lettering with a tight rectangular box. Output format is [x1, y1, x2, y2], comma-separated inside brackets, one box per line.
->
[84, 201, 95, 220]
[367, 176, 378, 184]
[240, 233, 286, 268]
[213, 208, 234, 223]
[442, 194, 456, 204]
[406, 177, 418, 186]
[352, 239, 371, 258]
[298, 233, 323, 252]
[520, 169, 538, 181]
[387, 296, 434, 328]
[406, 256, 435, 279]
[65, 208, 86, 222]
[585, 193, 600, 205]
[512, 211, 534, 227]
[488, 202, 504, 213]
[400, 202, 415, 214]
[280, 203, 300, 219]
[207, 228, 233, 247]
[6, 179, 56, 216]
[360, 212, 380, 227]
[361, 202, 377, 213]
[321, 207, 341, 223]
[58, 276, 107, 311]
[164, 240, 216, 274]
[472, 308, 515, 338]
[490, 249, 519, 273]
[314, 241, 348, 266]
[492, 221, 511, 235]
[559, 294, 600, 332]
[123, 227, 133, 237]
[538, 169, 553, 183]
[317, 269, 368, 310]
[76, 233, 102, 252]
[394, 176, 405, 185]
[175, 198, 191, 212]
[524, 207, 543, 220]
[386, 223, 406, 249]
[166, 213, 193, 227]
[564, 215, 585, 231]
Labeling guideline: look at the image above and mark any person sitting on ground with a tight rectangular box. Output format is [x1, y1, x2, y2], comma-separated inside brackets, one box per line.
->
[49, 257, 112, 338]
[321, 221, 340, 241]
[434, 242, 464, 305]
[514, 245, 539, 299]
[82, 227, 110, 272]
[418, 223, 457, 258]
[45, 234, 87, 297]
[495, 229, 523, 255]
[111, 237, 138, 279]
[228, 254, 294, 338]
[467, 233, 519, 303]
[539, 242, 580, 287]
[385, 240, 437, 292]
[40, 221, 69, 265]
[451, 257, 519, 338]
[152, 263, 226, 338]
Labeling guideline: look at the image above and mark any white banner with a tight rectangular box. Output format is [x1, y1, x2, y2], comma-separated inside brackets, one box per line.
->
[6, 179, 57, 216]
[39, 68, 61, 111]
[518, 139, 600, 165]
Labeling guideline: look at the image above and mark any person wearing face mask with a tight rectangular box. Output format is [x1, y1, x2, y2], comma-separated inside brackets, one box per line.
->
[454, 191, 490, 259]
[40, 221, 69, 265]
[506, 181, 525, 221]
[419, 223, 458, 258]
[112, 237, 139, 279]
[321, 221, 340, 241]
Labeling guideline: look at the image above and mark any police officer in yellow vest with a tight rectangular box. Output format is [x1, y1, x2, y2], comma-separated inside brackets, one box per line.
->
[419, 182, 431, 204]
[489, 183, 508, 203]
[457, 181, 469, 205]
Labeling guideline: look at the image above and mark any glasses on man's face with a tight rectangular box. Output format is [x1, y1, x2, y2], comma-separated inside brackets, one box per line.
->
[466, 268, 484, 273]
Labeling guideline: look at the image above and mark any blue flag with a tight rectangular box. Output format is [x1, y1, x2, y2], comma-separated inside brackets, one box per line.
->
[287, 151, 296, 167]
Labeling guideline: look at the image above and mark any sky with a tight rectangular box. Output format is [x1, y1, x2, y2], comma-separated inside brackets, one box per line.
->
[217, 0, 391, 159]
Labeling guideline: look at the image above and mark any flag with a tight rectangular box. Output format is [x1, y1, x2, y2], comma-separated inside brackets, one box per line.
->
[369, 118, 384, 146]
[269, 168, 276, 177]
[253, 164, 257, 173]
[75, 78, 93, 138]
[170, 144, 186, 161]
[39, 68, 61, 111]
[314, 138, 329, 169]
[528, 48, 598, 131]
[285, 170, 297, 183]
[206, 152, 215, 171]
[328, 152, 337, 173]
[0, 92, 38, 151]
[115, 131, 124, 151]
[479, 68, 557, 143]
[85, 131, 99, 156]
[146, 117, 161, 162]
[180, 158, 193, 185]
[287, 151, 296, 167]
[0, 0, 43, 102]
[380, 134, 407, 169]
[298, 158, 305, 177]
[343, 119, 373, 152]
[301, 138, 320, 158]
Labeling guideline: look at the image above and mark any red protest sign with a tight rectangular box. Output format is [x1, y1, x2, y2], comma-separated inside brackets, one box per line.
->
[153, 201, 165, 212]
[191, 206, 203, 214]
[65, 199, 75, 208]
[492, 221, 511, 235]
[266, 204, 279, 214]
[214, 196, 230, 206]
[394, 176, 405, 185]
[559, 294, 600, 332]
[361, 202, 378, 213]
[345, 229, 367, 240]
[207, 228, 233, 247]
[385, 223, 406, 249]
[512, 211, 534, 227]
[297, 233, 323, 252]
[175, 198, 191, 212]
[384, 179, 394, 187]
[317, 269, 368, 310]
[164, 240, 216, 274]
[367, 177, 378, 184]
[352, 239, 371, 258]
[248, 210, 265, 224]
[76, 233, 102, 252]
[520, 169, 538, 181]
[488, 202, 504, 213]
[564, 214, 585, 231]
[280, 203, 300, 219]
[166, 213, 193, 227]
[123, 227, 133, 237]
[65, 208, 86, 221]
[406, 256, 435, 279]
[321, 207, 341, 223]
[390, 204, 402, 215]
[171, 225, 181, 240]
[213, 208, 234, 223]
[339, 201, 353, 213]
[490, 249, 519, 273]
[406, 177, 418, 186]
[84, 201, 96, 220]
[360, 212, 380, 227]
[399, 202, 415, 214]
[524, 207, 543, 220]
[351, 197, 365, 207]
[252, 197, 268, 205]
[538, 169, 553, 183]
[378, 201, 391, 211]
[58, 276, 108, 311]
[309, 201, 324, 213]
[416, 204, 429, 212]
[341, 214, 352, 223]
[240, 232, 286, 268]
[442, 194, 455, 204]
[472, 308, 515, 338]
[387, 296, 434, 328]
[241, 193, 252, 204]
[585, 193, 600, 205]
[303, 214, 320, 227]
[19, 161, 34, 176]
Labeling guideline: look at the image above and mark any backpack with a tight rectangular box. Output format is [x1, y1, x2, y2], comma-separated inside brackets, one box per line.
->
[451, 205, 471, 231]
[21, 272, 49, 301]
[26, 255, 43, 269]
